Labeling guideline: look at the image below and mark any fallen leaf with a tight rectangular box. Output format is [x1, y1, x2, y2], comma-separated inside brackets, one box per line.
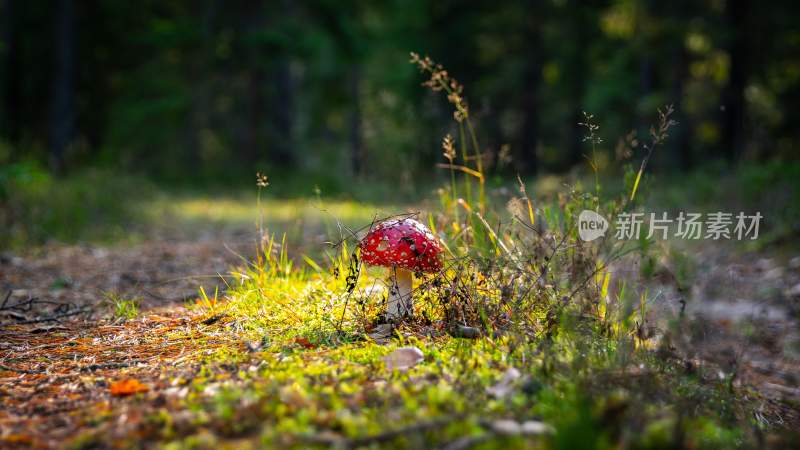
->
[382, 346, 424, 370]
[293, 337, 316, 349]
[201, 314, 223, 325]
[110, 379, 149, 396]
[1, 434, 34, 446]
[486, 367, 521, 398]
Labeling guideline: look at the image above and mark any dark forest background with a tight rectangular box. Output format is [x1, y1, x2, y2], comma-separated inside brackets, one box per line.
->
[1, 0, 799, 189]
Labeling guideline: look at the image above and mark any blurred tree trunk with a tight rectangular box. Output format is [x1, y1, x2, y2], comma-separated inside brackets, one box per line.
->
[49, 0, 75, 173]
[2, 0, 20, 143]
[273, 0, 297, 168]
[518, 14, 541, 174]
[270, 59, 295, 167]
[720, 0, 748, 163]
[565, 2, 588, 169]
[349, 65, 363, 176]
[245, 0, 296, 168]
[243, 1, 264, 166]
[671, 44, 693, 170]
[639, 59, 654, 98]
[567, 88, 585, 170]
[246, 67, 265, 164]
[638, 57, 654, 129]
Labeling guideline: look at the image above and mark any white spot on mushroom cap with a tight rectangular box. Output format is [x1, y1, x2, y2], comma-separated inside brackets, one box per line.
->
[360, 218, 442, 270]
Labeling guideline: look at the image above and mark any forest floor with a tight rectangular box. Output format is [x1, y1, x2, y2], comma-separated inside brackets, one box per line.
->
[2, 193, 800, 449]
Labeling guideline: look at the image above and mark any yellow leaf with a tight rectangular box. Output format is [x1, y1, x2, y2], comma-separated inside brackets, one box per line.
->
[302, 254, 323, 273]
[630, 166, 643, 201]
[527, 198, 535, 226]
[601, 271, 611, 300]
[436, 163, 485, 181]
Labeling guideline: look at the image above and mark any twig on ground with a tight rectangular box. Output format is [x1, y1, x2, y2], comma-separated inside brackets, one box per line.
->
[0, 306, 92, 326]
[0, 364, 46, 374]
[0, 290, 11, 309]
[80, 362, 135, 372]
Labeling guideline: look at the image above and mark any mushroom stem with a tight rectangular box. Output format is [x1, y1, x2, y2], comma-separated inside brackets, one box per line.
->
[387, 267, 413, 320]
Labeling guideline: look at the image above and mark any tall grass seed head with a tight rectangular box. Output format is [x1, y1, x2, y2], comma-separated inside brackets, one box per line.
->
[256, 172, 270, 188]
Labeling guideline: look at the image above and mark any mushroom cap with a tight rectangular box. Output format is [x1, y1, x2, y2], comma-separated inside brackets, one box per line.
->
[359, 218, 443, 273]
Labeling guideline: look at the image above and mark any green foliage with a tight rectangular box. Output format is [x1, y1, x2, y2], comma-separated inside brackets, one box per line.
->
[0, 162, 409, 249]
[0, 162, 156, 248]
[5, 1, 799, 182]
[648, 161, 800, 250]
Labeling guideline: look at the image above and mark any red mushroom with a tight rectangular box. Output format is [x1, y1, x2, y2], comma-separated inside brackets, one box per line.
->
[359, 218, 442, 320]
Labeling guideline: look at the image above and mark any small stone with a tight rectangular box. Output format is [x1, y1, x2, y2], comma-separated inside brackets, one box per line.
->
[756, 258, 774, 272]
[486, 367, 522, 398]
[451, 325, 481, 339]
[382, 346, 424, 370]
[367, 323, 394, 343]
[490, 419, 521, 436]
[786, 283, 800, 298]
[764, 267, 783, 280]
[520, 420, 554, 435]
[489, 419, 554, 436]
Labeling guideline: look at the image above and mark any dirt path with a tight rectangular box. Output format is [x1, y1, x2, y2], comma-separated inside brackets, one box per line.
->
[0, 309, 235, 448]
[1, 233, 258, 448]
[641, 242, 800, 427]
[1, 233, 255, 313]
